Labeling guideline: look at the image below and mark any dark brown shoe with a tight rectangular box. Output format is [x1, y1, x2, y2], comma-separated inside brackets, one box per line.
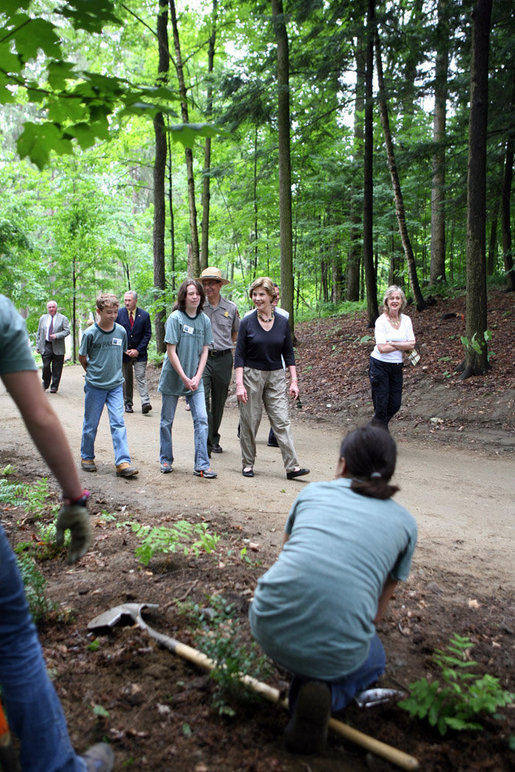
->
[284, 681, 331, 754]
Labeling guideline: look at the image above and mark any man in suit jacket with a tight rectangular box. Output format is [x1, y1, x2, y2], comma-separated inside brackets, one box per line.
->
[116, 290, 152, 414]
[36, 300, 70, 393]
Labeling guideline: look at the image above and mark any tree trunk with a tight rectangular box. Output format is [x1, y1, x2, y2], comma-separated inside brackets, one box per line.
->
[461, 0, 493, 378]
[501, 138, 514, 291]
[363, 0, 378, 327]
[169, 0, 200, 278]
[253, 127, 259, 276]
[347, 27, 365, 302]
[375, 31, 427, 311]
[271, 0, 294, 335]
[200, 0, 218, 271]
[166, 125, 176, 292]
[153, 0, 169, 353]
[430, 0, 448, 284]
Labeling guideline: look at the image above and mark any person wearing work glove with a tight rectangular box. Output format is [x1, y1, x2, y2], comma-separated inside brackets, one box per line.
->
[55, 491, 92, 564]
[0, 294, 114, 772]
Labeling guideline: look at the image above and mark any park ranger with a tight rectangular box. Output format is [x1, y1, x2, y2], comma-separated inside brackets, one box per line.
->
[198, 267, 240, 456]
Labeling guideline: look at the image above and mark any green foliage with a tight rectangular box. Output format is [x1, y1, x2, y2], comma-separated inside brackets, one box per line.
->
[91, 704, 110, 719]
[0, 476, 52, 516]
[16, 553, 59, 623]
[460, 330, 495, 362]
[177, 595, 273, 717]
[1, 2, 220, 167]
[399, 634, 514, 736]
[123, 521, 220, 566]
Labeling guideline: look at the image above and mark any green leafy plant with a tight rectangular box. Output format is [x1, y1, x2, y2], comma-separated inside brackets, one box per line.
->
[98, 510, 117, 523]
[460, 330, 495, 362]
[178, 595, 273, 717]
[92, 704, 110, 719]
[123, 521, 220, 566]
[0, 476, 52, 517]
[399, 634, 514, 735]
[16, 553, 60, 623]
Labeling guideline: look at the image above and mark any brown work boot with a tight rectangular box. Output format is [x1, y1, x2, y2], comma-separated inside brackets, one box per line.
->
[81, 458, 97, 472]
[284, 680, 331, 754]
[115, 462, 138, 478]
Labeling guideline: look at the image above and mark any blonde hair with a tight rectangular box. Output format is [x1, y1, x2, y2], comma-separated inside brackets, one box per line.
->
[96, 293, 119, 311]
[249, 276, 275, 300]
[383, 285, 407, 314]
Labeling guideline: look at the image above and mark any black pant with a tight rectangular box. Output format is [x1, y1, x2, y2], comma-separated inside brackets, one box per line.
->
[42, 343, 64, 391]
[369, 357, 403, 427]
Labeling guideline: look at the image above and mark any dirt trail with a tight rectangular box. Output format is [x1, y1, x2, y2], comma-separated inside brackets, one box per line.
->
[1, 365, 513, 592]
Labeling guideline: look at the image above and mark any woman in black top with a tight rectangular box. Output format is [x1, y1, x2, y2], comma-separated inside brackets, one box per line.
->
[234, 277, 309, 480]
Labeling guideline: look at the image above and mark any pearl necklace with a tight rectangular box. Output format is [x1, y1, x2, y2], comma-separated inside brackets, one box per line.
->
[258, 310, 274, 323]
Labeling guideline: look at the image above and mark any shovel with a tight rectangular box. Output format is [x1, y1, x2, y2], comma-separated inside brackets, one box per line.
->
[88, 603, 419, 771]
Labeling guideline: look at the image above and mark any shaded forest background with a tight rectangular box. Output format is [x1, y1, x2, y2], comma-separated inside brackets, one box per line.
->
[0, 0, 513, 376]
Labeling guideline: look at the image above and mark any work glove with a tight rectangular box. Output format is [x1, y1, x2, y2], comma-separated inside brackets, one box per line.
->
[55, 492, 92, 564]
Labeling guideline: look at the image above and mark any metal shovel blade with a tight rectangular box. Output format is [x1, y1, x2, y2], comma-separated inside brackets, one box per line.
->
[88, 603, 159, 631]
[354, 688, 405, 708]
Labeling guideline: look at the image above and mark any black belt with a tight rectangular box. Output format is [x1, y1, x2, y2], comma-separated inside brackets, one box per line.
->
[208, 349, 232, 358]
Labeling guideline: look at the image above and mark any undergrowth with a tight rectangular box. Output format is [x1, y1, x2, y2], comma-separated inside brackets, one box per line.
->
[177, 594, 273, 717]
[399, 634, 514, 736]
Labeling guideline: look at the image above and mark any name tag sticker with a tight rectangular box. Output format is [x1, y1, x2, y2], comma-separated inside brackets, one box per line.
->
[183, 324, 194, 334]
[113, 338, 122, 346]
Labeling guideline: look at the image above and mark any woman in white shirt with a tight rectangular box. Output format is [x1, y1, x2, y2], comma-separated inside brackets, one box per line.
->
[369, 286, 416, 429]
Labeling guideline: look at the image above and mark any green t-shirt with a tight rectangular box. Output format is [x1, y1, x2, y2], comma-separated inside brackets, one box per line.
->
[158, 310, 213, 396]
[249, 477, 417, 680]
[0, 295, 38, 375]
[79, 323, 126, 390]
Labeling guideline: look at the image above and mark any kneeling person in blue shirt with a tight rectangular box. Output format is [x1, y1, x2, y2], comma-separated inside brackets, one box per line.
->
[249, 424, 417, 754]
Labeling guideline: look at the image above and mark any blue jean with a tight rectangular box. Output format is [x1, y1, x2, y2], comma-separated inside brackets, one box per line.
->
[0, 525, 86, 771]
[289, 633, 386, 713]
[160, 389, 210, 472]
[80, 382, 131, 466]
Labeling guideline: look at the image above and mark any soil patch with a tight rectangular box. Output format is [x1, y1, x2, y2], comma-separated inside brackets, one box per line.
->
[1, 288, 513, 770]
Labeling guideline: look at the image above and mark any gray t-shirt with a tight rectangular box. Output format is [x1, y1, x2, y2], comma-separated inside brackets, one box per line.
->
[249, 477, 417, 680]
[0, 296, 37, 375]
[79, 323, 126, 390]
[158, 310, 213, 396]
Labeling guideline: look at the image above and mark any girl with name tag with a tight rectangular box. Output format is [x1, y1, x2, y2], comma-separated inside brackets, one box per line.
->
[158, 280, 217, 478]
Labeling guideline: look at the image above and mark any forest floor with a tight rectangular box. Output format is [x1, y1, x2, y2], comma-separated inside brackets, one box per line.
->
[0, 288, 514, 771]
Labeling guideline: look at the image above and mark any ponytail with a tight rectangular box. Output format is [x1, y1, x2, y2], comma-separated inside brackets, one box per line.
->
[340, 425, 399, 500]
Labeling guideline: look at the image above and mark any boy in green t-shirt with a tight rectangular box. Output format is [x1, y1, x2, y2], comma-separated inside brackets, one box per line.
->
[79, 293, 138, 477]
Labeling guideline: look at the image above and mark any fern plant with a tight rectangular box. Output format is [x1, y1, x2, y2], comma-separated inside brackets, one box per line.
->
[399, 634, 513, 735]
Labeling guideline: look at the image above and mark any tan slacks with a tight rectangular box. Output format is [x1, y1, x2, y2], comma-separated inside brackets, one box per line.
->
[238, 367, 299, 473]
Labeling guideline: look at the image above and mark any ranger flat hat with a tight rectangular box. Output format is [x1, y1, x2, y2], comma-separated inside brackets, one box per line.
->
[198, 267, 230, 286]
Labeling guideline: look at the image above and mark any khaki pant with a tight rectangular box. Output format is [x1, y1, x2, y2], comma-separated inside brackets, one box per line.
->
[239, 367, 299, 473]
